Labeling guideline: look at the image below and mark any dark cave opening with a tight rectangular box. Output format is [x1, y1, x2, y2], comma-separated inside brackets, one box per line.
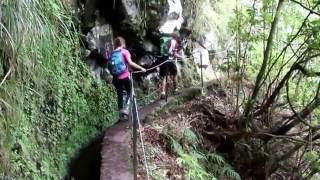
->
[65, 133, 104, 180]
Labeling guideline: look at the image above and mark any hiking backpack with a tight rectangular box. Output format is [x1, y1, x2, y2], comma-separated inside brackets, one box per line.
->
[160, 36, 172, 56]
[107, 49, 127, 76]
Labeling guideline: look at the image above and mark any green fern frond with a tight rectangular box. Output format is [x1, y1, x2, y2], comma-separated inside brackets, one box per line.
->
[223, 166, 241, 180]
[208, 153, 225, 166]
[183, 128, 199, 145]
[167, 135, 183, 155]
[177, 152, 212, 180]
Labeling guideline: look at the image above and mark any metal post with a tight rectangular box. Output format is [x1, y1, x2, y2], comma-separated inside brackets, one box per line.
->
[200, 53, 204, 94]
[132, 90, 150, 180]
[130, 74, 138, 180]
[165, 58, 169, 102]
[130, 73, 150, 180]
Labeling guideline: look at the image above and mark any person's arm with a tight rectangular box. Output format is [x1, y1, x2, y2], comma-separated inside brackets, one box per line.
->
[127, 57, 146, 72]
[169, 39, 178, 56]
[123, 49, 146, 72]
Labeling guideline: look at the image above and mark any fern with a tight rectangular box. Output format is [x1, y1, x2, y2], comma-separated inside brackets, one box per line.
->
[168, 132, 240, 180]
[183, 128, 199, 145]
[223, 166, 241, 180]
[207, 153, 241, 180]
[167, 135, 184, 154]
[208, 153, 225, 166]
[177, 152, 212, 180]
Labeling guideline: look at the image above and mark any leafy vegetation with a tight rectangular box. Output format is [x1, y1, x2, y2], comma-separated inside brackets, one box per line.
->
[169, 134, 240, 180]
[138, 0, 320, 179]
[217, 0, 320, 178]
[0, 0, 116, 178]
[2, 0, 320, 179]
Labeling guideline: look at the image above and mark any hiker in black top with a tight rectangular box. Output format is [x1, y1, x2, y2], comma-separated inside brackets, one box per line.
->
[159, 33, 179, 99]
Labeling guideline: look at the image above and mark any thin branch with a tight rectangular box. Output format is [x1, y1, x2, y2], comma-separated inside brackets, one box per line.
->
[0, 66, 12, 87]
[255, 132, 320, 145]
[260, 14, 313, 92]
[290, 0, 320, 16]
[255, 53, 320, 116]
[0, 98, 13, 110]
[295, 64, 320, 77]
[203, 130, 320, 145]
[286, 80, 320, 129]
[269, 96, 320, 137]
[259, 3, 319, 91]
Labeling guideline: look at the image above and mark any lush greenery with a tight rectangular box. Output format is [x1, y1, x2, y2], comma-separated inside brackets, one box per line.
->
[1, 0, 320, 179]
[221, 0, 320, 179]
[169, 130, 241, 180]
[0, 0, 116, 178]
[160, 0, 320, 179]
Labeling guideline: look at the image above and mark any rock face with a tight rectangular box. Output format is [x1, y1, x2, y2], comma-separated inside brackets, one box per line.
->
[82, 0, 184, 48]
[81, 0, 186, 79]
[85, 14, 113, 81]
[158, 0, 184, 34]
[192, 32, 221, 81]
[80, 0, 221, 83]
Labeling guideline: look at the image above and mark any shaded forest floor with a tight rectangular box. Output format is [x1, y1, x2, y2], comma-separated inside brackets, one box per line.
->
[136, 81, 305, 180]
[136, 83, 239, 179]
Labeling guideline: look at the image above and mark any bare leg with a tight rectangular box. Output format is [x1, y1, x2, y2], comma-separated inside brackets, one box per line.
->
[160, 77, 166, 98]
[171, 75, 177, 90]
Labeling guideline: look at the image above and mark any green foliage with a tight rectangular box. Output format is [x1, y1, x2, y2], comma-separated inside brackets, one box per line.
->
[167, 135, 184, 155]
[136, 83, 159, 107]
[304, 151, 320, 178]
[184, 0, 236, 42]
[168, 129, 240, 180]
[207, 153, 241, 180]
[177, 151, 212, 180]
[176, 149, 241, 180]
[0, 0, 117, 178]
[224, 0, 320, 177]
[183, 128, 199, 146]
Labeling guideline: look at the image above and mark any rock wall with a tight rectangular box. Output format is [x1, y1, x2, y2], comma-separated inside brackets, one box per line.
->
[80, 0, 234, 91]
[80, 0, 186, 80]
[0, 0, 117, 178]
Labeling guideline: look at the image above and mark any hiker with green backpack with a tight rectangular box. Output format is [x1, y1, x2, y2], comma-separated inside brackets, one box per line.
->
[159, 33, 180, 99]
[108, 36, 146, 120]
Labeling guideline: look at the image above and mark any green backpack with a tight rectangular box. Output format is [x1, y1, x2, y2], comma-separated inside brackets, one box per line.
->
[160, 36, 172, 56]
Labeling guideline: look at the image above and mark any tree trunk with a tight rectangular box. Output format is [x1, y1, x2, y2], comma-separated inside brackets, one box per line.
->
[241, 0, 285, 130]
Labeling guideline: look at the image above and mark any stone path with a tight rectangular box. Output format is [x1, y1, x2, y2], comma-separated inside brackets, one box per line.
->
[99, 83, 216, 180]
[99, 99, 168, 180]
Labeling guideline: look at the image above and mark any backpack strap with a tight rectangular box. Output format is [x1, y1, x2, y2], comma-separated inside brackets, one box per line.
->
[111, 48, 122, 55]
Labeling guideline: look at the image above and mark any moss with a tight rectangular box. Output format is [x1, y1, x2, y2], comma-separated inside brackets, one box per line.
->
[0, 0, 117, 178]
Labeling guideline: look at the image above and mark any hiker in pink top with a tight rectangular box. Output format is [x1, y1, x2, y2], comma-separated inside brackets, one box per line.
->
[110, 37, 146, 120]
[116, 48, 130, 80]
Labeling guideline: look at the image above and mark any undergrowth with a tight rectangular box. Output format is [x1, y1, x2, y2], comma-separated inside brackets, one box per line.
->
[167, 132, 240, 180]
[0, 0, 116, 178]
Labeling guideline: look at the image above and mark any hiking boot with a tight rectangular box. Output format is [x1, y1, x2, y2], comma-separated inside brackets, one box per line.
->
[160, 92, 166, 99]
[120, 106, 129, 115]
[174, 88, 179, 95]
[120, 114, 129, 121]
[118, 111, 129, 122]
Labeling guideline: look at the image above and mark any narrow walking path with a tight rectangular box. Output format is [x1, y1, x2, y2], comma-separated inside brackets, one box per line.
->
[99, 81, 217, 180]
[99, 97, 176, 180]
[100, 122, 132, 180]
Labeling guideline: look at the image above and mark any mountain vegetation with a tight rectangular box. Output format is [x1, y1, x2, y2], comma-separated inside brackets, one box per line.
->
[1, 0, 320, 179]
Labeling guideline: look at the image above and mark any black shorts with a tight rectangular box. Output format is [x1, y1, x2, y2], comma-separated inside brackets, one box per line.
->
[159, 57, 177, 77]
